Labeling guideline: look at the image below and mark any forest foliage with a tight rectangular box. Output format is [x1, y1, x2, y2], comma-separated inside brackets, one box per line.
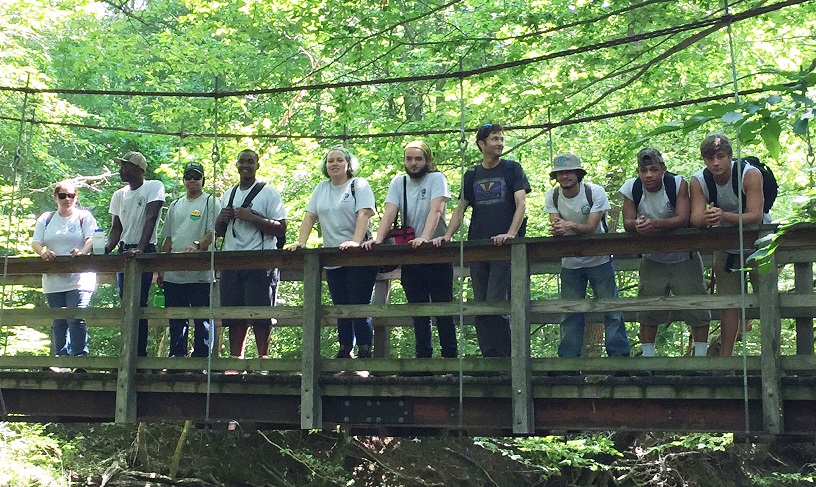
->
[1, 0, 816, 484]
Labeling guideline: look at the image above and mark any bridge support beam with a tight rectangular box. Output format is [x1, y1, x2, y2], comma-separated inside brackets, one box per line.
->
[301, 253, 323, 429]
[794, 261, 813, 355]
[511, 242, 533, 434]
[116, 258, 141, 423]
[760, 253, 783, 434]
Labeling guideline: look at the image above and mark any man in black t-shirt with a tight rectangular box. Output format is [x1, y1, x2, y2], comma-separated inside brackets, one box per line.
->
[433, 123, 531, 357]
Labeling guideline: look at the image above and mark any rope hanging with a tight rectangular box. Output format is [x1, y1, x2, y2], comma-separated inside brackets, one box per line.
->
[455, 58, 467, 435]
[723, 0, 753, 439]
[204, 75, 222, 425]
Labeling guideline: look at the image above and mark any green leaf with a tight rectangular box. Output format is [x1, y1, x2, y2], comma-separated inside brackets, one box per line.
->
[722, 111, 744, 124]
[760, 119, 783, 159]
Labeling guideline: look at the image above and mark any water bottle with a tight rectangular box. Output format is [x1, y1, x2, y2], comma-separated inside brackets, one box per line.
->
[92, 228, 106, 255]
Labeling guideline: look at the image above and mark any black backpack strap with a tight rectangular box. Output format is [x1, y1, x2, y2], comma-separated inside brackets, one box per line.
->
[632, 178, 643, 209]
[462, 166, 476, 203]
[552, 187, 561, 216]
[584, 183, 607, 233]
[664, 173, 677, 209]
[702, 168, 718, 206]
[402, 175, 408, 228]
[44, 211, 56, 229]
[240, 182, 266, 208]
[227, 186, 238, 208]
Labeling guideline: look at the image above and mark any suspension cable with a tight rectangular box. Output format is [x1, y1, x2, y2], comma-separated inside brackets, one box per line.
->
[723, 0, 752, 439]
[204, 75, 222, 425]
[0, 75, 30, 356]
[455, 58, 467, 435]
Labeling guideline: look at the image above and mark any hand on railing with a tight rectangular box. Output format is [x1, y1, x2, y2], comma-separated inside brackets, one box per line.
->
[339, 240, 361, 250]
[38, 249, 57, 262]
[361, 238, 381, 250]
[431, 235, 451, 247]
[286, 242, 307, 251]
[491, 233, 515, 246]
[410, 237, 429, 248]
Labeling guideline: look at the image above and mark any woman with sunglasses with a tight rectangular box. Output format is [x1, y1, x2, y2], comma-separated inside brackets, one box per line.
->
[32, 180, 98, 363]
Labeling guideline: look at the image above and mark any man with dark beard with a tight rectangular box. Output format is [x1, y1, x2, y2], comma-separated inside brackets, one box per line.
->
[364, 140, 456, 361]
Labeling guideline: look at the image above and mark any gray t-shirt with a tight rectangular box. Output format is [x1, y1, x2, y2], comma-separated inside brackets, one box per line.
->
[544, 182, 611, 270]
[33, 209, 98, 293]
[160, 192, 221, 283]
[305, 177, 375, 247]
[384, 172, 450, 237]
[619, 174, 689, 264]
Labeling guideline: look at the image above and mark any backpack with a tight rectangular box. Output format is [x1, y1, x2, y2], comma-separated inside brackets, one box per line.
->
[703, 156, 777, 214]
[632, 173, 678, 210]
[463, 159, 528, 237]
[551, 182, 608, 233]
[226, 182, 285, 249]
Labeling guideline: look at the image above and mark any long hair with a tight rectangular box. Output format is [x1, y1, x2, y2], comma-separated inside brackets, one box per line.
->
[404, 140, 436, 172]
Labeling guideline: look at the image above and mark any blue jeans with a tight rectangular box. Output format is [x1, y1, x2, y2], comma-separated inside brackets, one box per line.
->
[558, 261, 630, 358]
[469, 260, 512, 357]
[325, 266, 377, 348]
[401, 263, 457, 358]
[45, 289, 93, 356]
[164, 281, 212, 358]
[116, 244, 156, 357]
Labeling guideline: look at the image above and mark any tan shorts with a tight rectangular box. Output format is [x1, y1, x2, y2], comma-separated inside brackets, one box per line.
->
[712, 250, 758, 295]
[638, 254, 711, 326]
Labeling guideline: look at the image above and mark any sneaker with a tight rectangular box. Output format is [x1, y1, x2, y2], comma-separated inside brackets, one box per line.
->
[336, 346, 354, 359]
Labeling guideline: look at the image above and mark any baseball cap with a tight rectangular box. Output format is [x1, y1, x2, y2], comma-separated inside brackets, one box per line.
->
[637, 148, 664, 167]
[184, 161, 205, 177]
[113, 151, 147, 171]
[550, 153, 585, 178]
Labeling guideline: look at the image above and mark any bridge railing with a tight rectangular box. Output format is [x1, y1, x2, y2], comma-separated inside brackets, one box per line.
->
[0, 223, 814, 433]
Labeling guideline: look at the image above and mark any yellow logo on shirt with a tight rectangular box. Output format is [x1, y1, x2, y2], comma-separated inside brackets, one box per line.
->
[190, 209, 202, 221]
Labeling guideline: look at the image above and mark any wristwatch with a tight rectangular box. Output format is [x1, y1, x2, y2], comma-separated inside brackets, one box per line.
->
[194, 240, 201, 250]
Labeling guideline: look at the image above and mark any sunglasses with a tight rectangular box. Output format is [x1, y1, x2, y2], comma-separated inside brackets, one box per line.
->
[57, 193, 76, 199]
[184, 173, 203, 181]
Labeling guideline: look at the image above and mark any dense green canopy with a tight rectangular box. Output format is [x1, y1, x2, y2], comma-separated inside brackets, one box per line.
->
[1, 0, 814, 250]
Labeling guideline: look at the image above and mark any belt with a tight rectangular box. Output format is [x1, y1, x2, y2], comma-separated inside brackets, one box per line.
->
[118, 243, 157, 253]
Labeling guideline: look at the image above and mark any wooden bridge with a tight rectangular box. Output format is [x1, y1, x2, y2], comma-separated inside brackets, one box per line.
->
[1, 224, 815, 438]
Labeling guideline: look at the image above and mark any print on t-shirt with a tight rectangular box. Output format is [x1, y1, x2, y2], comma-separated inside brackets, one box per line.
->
[473, 177, 504, 204]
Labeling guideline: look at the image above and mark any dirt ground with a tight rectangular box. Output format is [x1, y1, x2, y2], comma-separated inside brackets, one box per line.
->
[50, 423, 816, 486]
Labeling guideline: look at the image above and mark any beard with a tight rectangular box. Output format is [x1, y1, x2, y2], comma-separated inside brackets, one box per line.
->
[406, 164, 429, 180]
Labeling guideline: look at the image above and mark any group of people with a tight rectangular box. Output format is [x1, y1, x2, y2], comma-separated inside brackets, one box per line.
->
[32, 122, 766, 365]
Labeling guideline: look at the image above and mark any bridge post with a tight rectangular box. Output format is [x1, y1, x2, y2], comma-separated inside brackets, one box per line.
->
[301, 252, 323, 429]
[116, 258, 141, 423]
[794, 261, 813, 355]
[511, 241, 533, 434]
[759, 253, 783, 435]
[372, 278, 392, 358]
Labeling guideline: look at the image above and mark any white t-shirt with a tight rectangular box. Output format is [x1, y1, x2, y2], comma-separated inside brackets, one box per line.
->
[691, 162, 770, 254]
[305, 178, 375, 248]
[109, 180, 166, 245]
[544, 182, 611, 269]
[619, 174, 689, 264]
[220, 182, 287, 251]
[691, 162, 770, 226]
[160, 192, 221, 284]
[32, 209, 98, 293]
[384, 172, 450, 238]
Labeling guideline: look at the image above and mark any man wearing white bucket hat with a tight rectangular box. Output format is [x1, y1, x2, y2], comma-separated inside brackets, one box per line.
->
[545, 153, 630, 359]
